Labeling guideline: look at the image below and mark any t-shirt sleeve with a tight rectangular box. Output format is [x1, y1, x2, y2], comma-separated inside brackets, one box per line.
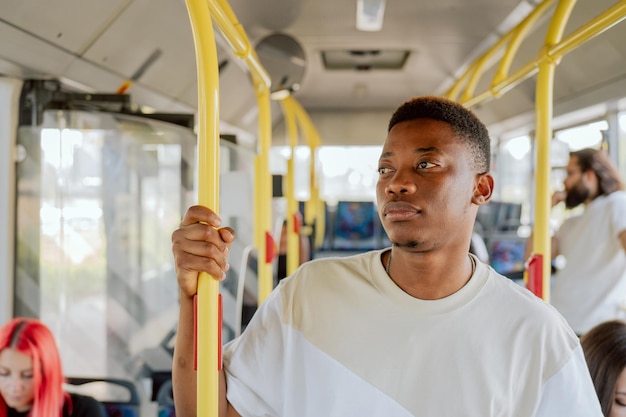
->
[533, 345, 603, 417]
[223, 287, 286, 417]
[611, 192, 626, 237]
[67, 393, 107, 417]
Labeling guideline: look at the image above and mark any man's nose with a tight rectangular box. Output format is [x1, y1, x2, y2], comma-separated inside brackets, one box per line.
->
[386, 170, 417, 195]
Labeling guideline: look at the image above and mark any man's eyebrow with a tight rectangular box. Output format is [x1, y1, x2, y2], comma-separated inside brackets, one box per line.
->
[414, 146, 438, 155]
[380, 146, 441, 160]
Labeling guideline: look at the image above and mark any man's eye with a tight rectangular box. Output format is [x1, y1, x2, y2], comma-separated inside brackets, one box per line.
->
[417, 161, 435, 169]
[378, 167, 391, 174]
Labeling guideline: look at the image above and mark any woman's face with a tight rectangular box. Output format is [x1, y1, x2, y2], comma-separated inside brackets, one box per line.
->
[611, 367, 626, 417]
[0, 348, 35, 412]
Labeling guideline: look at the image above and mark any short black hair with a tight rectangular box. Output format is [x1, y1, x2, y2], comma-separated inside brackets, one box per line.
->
[388, 96, 490, 173]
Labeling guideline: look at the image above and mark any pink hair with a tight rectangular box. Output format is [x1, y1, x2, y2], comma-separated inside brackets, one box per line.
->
[0, 318, 70, 417]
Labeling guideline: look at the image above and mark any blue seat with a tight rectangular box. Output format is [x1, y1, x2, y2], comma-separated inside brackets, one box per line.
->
[156, 378, 175, 417]
[158, 405, 176, 417]
[65, 377, 141, 417]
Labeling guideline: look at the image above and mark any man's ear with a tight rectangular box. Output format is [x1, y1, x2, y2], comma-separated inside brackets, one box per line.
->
[583, 169, 600, 196]
[472, 173, 494, 205]
[584, 168, 597, 183]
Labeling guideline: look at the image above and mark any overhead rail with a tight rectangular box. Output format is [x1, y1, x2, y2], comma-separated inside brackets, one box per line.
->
[446, 0, 626, 107]
[206, 0, 271, 88]
[446, 0, 559, 103]
[444, 0, 626, 301]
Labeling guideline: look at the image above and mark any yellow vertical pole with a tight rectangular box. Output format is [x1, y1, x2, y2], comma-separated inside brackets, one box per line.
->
[306, 145, 319, 245]
[291, 98, 324, 250]
[533, 62, 554, 302]
[280, 97, 300, 276]
[254, 81, 274, 303]
[533, 0, 577, 302]
[184, 0, 220, 415]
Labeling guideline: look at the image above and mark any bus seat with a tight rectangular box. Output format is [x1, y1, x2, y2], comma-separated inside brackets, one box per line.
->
[65, 377, 141, 417]
[158, 406, 176, 417]
[156, 378, 175, 416]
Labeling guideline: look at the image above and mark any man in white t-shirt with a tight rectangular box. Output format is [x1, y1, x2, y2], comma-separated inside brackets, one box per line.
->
[540, 148, 626, 335]
[171, 96, 602, 416]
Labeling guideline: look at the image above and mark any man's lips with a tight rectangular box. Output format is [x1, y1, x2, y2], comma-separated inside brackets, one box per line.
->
[383, 202, 421, 221]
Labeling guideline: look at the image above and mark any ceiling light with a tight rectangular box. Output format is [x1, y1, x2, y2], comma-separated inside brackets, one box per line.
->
[356, 0, 386, 32]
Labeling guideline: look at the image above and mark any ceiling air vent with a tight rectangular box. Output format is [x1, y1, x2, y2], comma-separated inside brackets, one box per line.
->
[322, 50, 410, 71]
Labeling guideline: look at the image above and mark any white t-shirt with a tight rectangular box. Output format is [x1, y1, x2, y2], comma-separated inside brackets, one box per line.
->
[224, 250, 602, 417]
[552, 191, 626, 334]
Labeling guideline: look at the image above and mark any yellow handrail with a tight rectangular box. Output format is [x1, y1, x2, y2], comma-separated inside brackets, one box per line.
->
[206, 0, 274, 304]
[208, 0, 271, 87]
[280, 96, 326, 267]
[289, 99, 324, 250]
[533, 0, 577, 302]
[280, 97, 301, 276]
[185, 0, 276, 414]
[184, 0, 221, 416]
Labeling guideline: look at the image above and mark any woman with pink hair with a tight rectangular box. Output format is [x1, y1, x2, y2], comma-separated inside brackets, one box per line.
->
[0, 318, 105, 417]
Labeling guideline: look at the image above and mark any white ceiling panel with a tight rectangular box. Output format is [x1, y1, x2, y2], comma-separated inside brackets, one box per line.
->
[0, 21, 76, 76]
[80, 0, 198, 101]
[0, 0, 132, 53]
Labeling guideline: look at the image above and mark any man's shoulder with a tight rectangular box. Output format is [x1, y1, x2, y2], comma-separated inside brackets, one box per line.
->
[482, 270, 579, 352]
[592, 190, 626, 207]
[607, 190, 626, 203]
[486, 268, 570, 322]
